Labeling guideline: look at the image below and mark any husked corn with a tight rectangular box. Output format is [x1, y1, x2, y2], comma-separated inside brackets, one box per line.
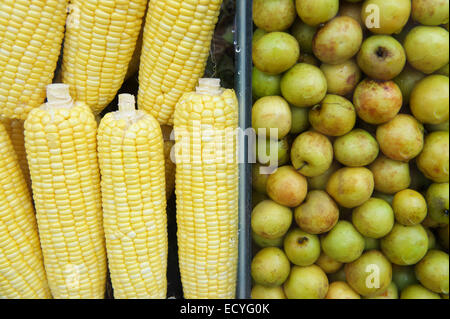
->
[62, 0, 148, 114]
[24, 84, 107, 299]
[174, 78, 239, 299]
[125, 27, 144, 81]
[138, 0, 223, 125]
[0, 0, 68, 120]
[98, 94, 168, 299]
[0, 120, 50, 299]
[0, 118, 31, 189]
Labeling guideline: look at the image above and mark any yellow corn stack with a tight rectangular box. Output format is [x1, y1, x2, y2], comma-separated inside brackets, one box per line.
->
[0, 121, 51, 299]
[61, 0, 148, 115]
[0, 0, 68, 120]
[97, 94, 168, 299]
[161, 125, 175, 199]
[174, 78, 239, 299]
[0, 118, 31, 189]
[24, 84, 106, 299]
[138, 0, 223, 125]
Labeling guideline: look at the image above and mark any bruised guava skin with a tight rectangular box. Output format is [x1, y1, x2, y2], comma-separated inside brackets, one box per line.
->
[312, 16, 363, 65]
[294, 190, 339, 235]
[393, 189, 428, 226]
[251, 247, 291, 286]
[298, 53, 320, 66]
[376, 114, 424, 162]
[308, 161, 341, 191]
[345, 250, 393, 297]
[357, 36, 406, 80]
[283, 228, 321, 266]
[381, 223, 429, 266]
[326, 167, 374, 208]
[353, 79, 403, 125]
[412, 0, 450, 27]
[295, 0, 339, 27]
[321, 221, 365, 263]
[309, 95, 356, 137]
[361, 0, 411, 35]
[422, 215, 447, 229]
[415, 250, 449, 294]
[404, 26, 449, 74]
[266, 166, 308, 208]
[315, 252, 343, 274]
[365, 282, 399, 299]
[253, 0, 297, 32]
[325, 282, 361, 299]
[252, 95, 292, 139]
[417, 131, 449, 183]
[252, 230, 284, 248]
[338, 1, 364, 28]
[283, 265, 329, 299]
[410, 75, 449, 125]
[290, 131, 334, 177]
[333, 129, 379, 167]
[251, 200, 292, 239]
[426, 183, 449, 225]
[369, 155, 411, 194]
[320, 60, 361, 96]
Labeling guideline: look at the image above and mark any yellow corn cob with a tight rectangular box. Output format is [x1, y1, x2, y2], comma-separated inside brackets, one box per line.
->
[138, 0, 223, 125]
[174, 78, 239, 299]
[0, 0, 68, 120]
[0, 118, 31, 190]
[98, 94, 168, 299]
[124, 26, 144, 81]
[24, 84, 106, 299]
[161, 125, 175, 199]
[61, 0, 148, 115]
[0, 121, 51, 299]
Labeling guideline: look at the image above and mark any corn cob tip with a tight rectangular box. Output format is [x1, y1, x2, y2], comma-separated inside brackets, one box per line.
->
[47, 84, 71, 103]
[196, 78, 223, 96]
[118, 94, 136, 113]
[45, 84, 73, 110]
